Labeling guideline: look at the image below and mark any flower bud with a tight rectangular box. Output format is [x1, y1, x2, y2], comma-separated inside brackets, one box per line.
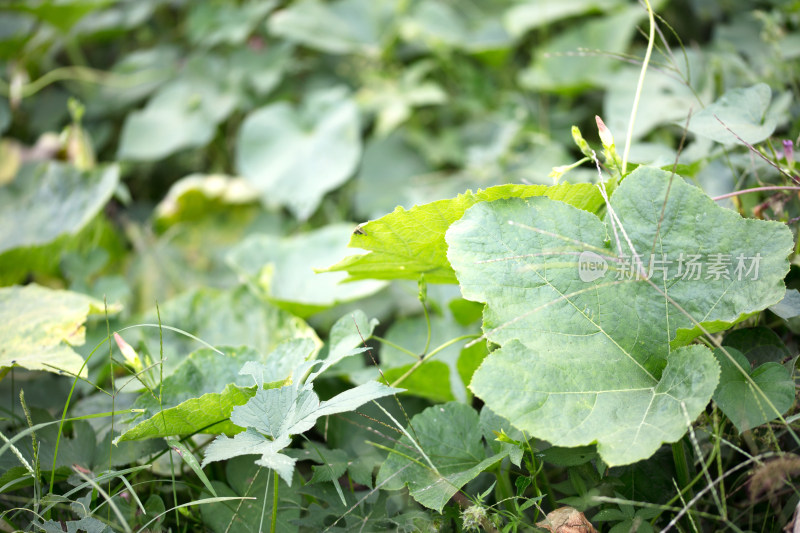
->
[596, 115, 614, 149]
[571, 126, 592, 157]
[783, 139, 794, 166]
[114, 332, 142, 371]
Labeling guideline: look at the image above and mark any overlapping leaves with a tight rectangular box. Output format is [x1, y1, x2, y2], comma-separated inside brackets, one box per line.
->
[202, 312, 400, 485]
[324, 182, 605, 284]
[446, 167, 792, 465]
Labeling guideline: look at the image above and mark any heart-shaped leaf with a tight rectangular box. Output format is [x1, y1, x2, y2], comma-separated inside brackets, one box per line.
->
[226, 224, 387, 317]
[687, 83, 777, 145]
[376, 402, 508, 511]
[446, 167, 792, 465]
[713, 347, 794, 433]
[235, 87, 361, 220]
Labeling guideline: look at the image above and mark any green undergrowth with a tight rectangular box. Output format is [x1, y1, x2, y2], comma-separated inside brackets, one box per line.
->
[1, 0, 800, 532]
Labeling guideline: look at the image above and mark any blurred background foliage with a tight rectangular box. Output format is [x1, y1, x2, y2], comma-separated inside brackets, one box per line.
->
[1, 0, 798, 317]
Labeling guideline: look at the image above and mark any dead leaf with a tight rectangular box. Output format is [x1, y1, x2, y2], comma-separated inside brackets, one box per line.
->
[536, 507, 598, 533]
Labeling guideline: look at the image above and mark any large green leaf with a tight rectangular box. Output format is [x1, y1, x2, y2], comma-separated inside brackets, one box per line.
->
[235, 87, 361, 220]
[0, 162, 119, 255]
[353, 131, 429, 220]
[375, 402, 508, 511]
[603, 52, 712, 143]
[712, 347, 794, 433]
[0, 284, 111, 377]
[186, 0, 276, 47]
[323, 182, 605, 284]
[402, 0, 512, 54]
[226, 224, 387, 317]
[446, 167, 792, 465]
[117, 76, 237, 161]
[687, 83, 777, 145]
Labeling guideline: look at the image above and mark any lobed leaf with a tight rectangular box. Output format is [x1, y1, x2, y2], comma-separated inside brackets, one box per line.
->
[446, 166, 792, 465]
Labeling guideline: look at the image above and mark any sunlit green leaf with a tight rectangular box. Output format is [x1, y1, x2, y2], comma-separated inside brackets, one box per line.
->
[0, 162, 118, 255]
[118, 78, 237, 161]
[687, 83, 777, 145]
[268, 0, 396, 55]
[324, 182, 605, 284]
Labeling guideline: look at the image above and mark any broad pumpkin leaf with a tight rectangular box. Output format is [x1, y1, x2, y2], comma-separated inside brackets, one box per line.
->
[402, 0, 512, 54]
[446, 166, 792, 466]
[235, 87, 361, 220]
[686, 83, 777, 146]
[186, 0, 277, 47]
[722, 327, 791, 368]
[603, 52, 712, 143]
[0, 284, 114, 377]
[226, 224, 387, 317]
[323, 182, 605, 284]
[354, 131, 429, 220]
[376, 402, 508, 511]
[0, 162, 119, 255]
[712, 347, 794, 433]
[518, 6, 644, 92]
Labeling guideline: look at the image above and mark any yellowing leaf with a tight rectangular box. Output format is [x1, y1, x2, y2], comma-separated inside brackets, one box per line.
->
[0, 284, 115, 377]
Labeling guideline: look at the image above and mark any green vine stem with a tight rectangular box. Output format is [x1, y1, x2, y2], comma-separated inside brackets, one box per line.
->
[271, 469, 279, 533]
[389, 334, 479, 388]
[621, 0, 656, 174]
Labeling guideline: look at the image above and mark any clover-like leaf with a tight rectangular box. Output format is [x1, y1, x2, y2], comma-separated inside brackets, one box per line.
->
[324, 182, 605, 284]
[713, 347, 794, 433]
[446, 167, 792, 465]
